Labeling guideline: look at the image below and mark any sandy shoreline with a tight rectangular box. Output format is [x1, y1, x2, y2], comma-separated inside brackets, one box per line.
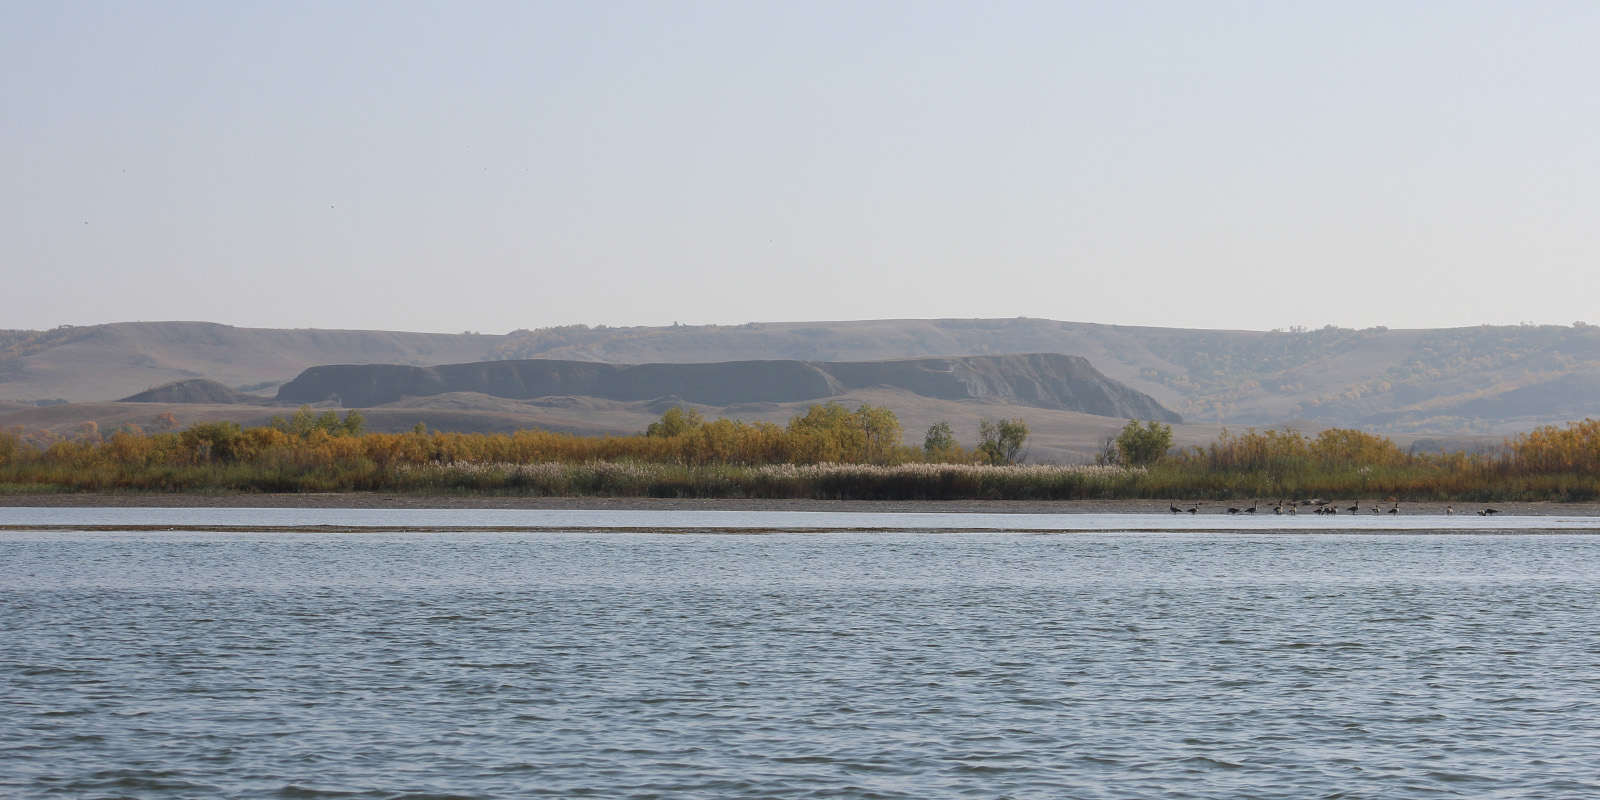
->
[3, 493, 1596, 516]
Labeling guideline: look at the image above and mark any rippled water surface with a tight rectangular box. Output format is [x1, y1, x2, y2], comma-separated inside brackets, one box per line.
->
[5, 514, 1600, 798]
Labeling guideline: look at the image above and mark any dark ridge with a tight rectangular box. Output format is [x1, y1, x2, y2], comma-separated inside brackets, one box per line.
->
[275, 353, 1181, 422]
[120, 379, 262, 405]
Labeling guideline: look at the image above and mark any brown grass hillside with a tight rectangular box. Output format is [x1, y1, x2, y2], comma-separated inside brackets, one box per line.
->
[1, 322, 502, 403]
[8, 318, 1600, 435]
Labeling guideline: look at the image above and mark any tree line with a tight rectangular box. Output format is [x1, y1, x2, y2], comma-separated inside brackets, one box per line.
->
[1, 402, 1034, 474]
[6, 403, 1600, 501]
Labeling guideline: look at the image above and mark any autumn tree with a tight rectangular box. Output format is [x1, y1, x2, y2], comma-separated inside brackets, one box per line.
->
[788, 402, 904, 463]
[272, 405, 365, 437]
[0, 427, 19, 467]
[977, 417, 1029, 465]
[924, 422, 957, 460]
[1115, 420, 1173, 466]
[855, 404, 903, 463]
[179, 421, 243, 462]
[75, 421, 101, 443]
[647, 406, 705, 437]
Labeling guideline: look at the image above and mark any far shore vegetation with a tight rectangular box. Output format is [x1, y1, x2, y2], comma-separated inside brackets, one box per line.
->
[5, 404, 1600, 502]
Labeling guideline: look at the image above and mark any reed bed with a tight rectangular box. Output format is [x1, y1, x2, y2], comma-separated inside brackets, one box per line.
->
[6, 417, 1600, 501]
[388, 461, 1145, 500]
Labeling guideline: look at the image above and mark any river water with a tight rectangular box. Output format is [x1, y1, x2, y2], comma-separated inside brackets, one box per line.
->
[4, 509, 1600, 798]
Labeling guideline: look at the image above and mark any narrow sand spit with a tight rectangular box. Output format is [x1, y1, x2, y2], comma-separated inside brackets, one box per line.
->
[2, 494, 1594, 517]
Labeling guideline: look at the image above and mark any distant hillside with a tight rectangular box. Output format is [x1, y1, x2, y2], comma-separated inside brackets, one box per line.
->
[484, 320, 1600, 433]
[276, 353, 1181, 423]
[1, 322, 501, 404]
[10, 318, 1600, 434]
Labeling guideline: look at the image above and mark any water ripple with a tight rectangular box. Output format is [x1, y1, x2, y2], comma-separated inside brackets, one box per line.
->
[5, 527, 1600, 798]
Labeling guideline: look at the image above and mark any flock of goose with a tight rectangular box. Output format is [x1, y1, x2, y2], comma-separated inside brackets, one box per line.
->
[1168, 500, 1501, 516]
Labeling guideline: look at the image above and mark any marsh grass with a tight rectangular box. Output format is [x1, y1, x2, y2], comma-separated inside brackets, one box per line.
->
[5, 420, 1600, 501]
[382, 461, 1145, 500]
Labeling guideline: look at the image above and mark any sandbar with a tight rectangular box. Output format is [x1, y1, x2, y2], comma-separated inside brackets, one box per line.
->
[2, 493, 1594, 516]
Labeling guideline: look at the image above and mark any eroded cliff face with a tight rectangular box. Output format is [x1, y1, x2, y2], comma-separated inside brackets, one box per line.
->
[822, 354, 1178, 419]
[275, 353, 1180, 422]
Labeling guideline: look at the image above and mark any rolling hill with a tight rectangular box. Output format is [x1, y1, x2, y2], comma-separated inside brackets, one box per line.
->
[7, 318, 1600, 438]
[0, 322, 500, 404]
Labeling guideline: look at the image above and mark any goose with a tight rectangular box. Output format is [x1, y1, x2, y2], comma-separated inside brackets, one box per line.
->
[1346, 503, 1360, 514]
[1482, 508, 1499, 516]
[1170, 504, 1184, 514]
[1446, 505, 1454, 516]
[1227, 506, 1241, 515]
[1243, 503, 1257, 514]
[1186, 506, 1199, 514]
[1388, 503, 1399, 515]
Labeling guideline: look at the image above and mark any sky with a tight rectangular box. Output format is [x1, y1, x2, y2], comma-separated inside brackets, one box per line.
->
[4, 1, 1598, 334]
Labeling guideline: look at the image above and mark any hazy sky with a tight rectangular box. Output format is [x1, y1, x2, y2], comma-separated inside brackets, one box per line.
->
[5, 2, 1597, 334]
